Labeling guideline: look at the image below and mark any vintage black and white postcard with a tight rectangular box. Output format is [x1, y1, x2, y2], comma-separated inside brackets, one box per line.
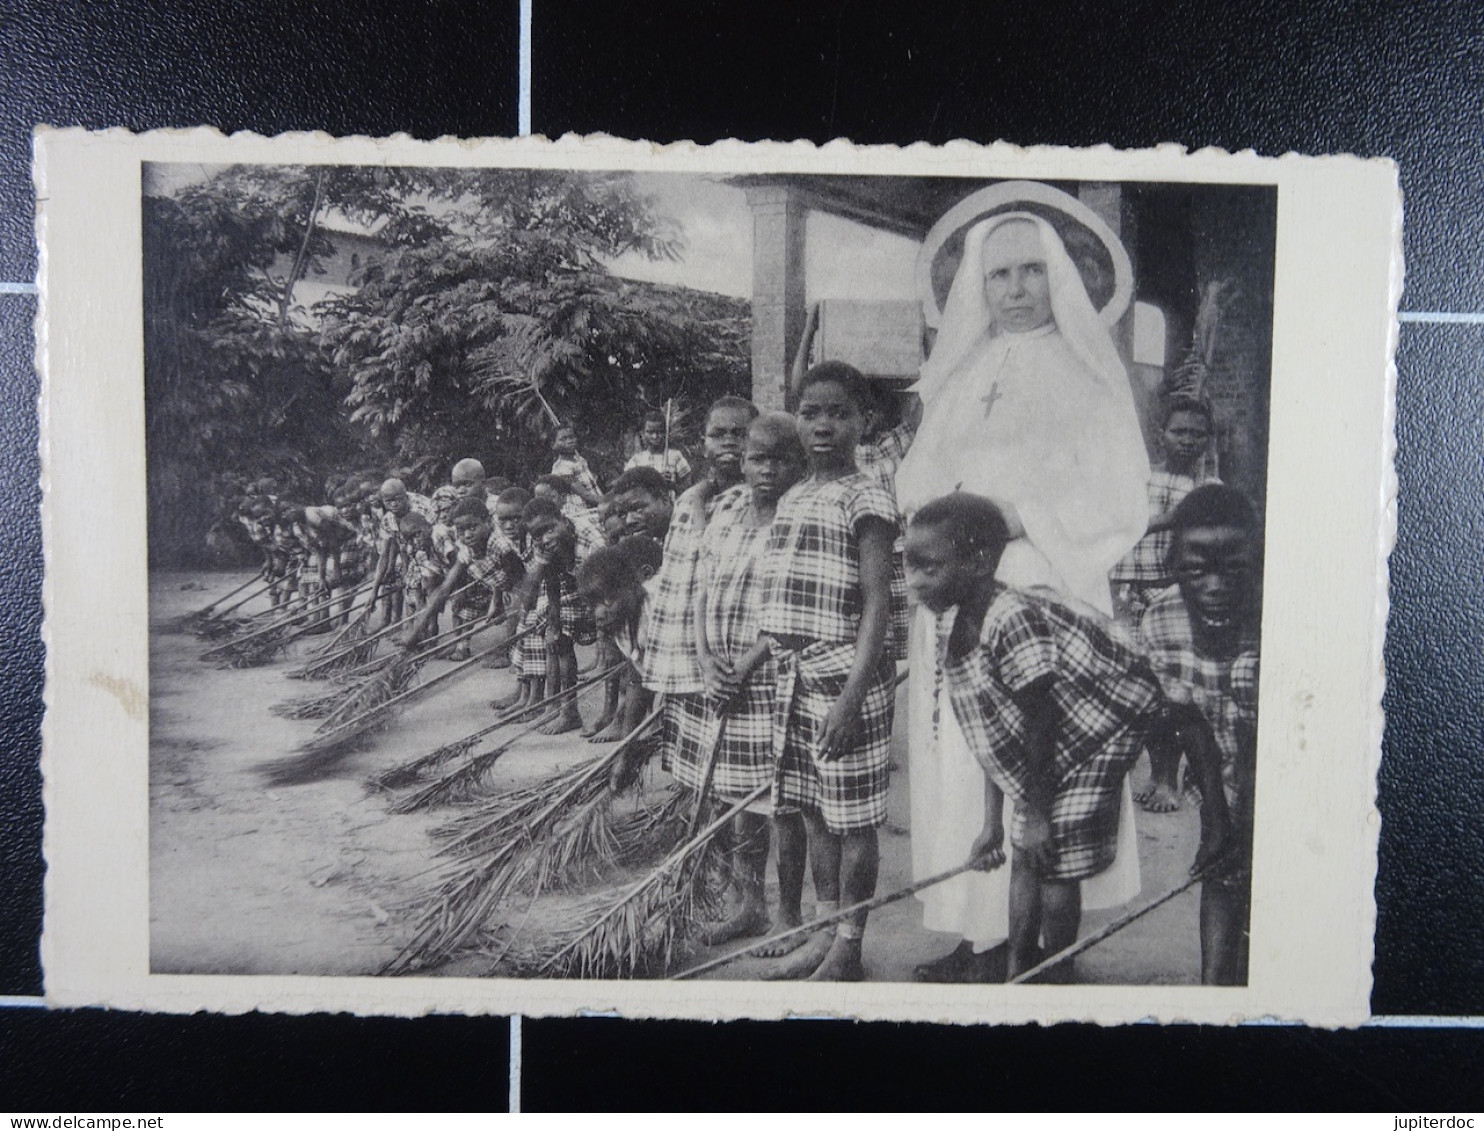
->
[37, 130, 1397, 1024]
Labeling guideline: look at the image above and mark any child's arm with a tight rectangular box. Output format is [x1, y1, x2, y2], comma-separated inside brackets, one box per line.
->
[818, 515, 894, 761]
[1008, 675, 1060, 875]
[406, 558, 467, 645]
[362, 534, 398, 621]
[1167, 701, 1235, 873]
[570, 460, 602, 507]
[692, 584, 732, 701]
[970, 776, 1007, 871]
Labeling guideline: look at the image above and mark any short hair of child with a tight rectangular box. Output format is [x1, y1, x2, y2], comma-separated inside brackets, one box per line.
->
[522, 496, 561, 524]
[497, 486, 532, 508]
[488, 476, 513, 494]
[1161, 393, 1215, 430]
[910, 492, 1011, 563]
[449, 497, 490, 524]
[797, 359, 872, 411]
[750, 411, 808, 460]
[398, 512, 433, 537]
[642, 410, 666, 429]
[610, 466, 669, 500]
[614, 533, 664, 579]
[577, 544, 650, 601]
[708, 394, 759, 421]
[1168, 483, 1258, 539]
[535, 473, 573, 495]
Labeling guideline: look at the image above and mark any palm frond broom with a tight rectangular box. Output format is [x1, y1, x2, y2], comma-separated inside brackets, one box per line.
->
[177, 569, 268, 633]
[380, 707, 663, 976]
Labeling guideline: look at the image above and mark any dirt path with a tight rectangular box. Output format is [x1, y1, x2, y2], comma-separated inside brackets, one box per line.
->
[151, 569, 1203, 984]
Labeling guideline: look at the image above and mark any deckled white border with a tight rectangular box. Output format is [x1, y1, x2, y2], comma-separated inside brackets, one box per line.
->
[36, 129, 1400, 1025]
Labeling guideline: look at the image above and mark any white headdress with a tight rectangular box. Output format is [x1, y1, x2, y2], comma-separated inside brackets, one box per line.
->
[913, 211, 1128, 406]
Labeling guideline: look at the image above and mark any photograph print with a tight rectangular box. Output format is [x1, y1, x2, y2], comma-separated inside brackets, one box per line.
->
[142, 156, 1276, 993]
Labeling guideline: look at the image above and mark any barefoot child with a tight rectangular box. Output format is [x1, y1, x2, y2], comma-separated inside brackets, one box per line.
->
[755, 363, 905, 982]
[517, 506, 587, 735]
[629, 395, 756, 770]
[625, 409, 693, 491]
[690, 412, 807, 945]
[396, 512, 446, 623]
[365, 478, 433, 628]
[533, 475, 607, 558]
[1138, 483, 1259, 985]
[904, 493, 1164, 982]
[1111, 395, 1222, 812]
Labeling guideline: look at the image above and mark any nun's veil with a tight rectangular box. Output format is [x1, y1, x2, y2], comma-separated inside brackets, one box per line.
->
[913, 211, 1128, 406]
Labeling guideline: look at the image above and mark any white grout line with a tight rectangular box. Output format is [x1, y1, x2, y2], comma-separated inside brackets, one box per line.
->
[0, 995, 45, 1008]
[0, 281, 38, 295]
[519, 0, 532, 137]
[1366, 1014, 1484, 1028]
[509, 1013, 523, 1112]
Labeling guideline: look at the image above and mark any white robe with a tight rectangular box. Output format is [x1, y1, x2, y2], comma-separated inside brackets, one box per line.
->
[898, 324, 1149, 948]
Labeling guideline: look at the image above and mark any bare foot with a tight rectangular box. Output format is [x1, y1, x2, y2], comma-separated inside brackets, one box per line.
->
[758, 930, 833, 980]
[588, 718, 627, 743]
[581, 711, 615, 739]
[492, 687, 528, 712]
[753, 915, 807, 957]
[700, 903, 770, 947]
[484, 651, 512, 669]
[807, 936, 865, 982]
[1133, 783, 1154, 804]
[1139, 782, 1181, 813]
[538, 706, 583, 736]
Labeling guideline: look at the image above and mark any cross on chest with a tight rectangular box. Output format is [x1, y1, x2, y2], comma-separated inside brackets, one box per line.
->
[981, 381, 1003, 418]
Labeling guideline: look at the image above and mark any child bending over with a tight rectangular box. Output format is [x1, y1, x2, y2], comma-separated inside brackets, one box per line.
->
[904, 493, 1164, 983]
[1138, 483, 1259, 985]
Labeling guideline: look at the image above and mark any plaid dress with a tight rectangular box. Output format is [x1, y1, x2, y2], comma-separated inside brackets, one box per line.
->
[657, 485, 779, 800]
[940, 585, 1163, 880]
[760, 473, 906, 832]
[638, 493, 716, 695]
[1138, 587, 1259, 884]
[855, 416, 916, 490]
[626, 447, 693, 489]
[552, 454, 602, 501]
[1110, 471, 1220, 618]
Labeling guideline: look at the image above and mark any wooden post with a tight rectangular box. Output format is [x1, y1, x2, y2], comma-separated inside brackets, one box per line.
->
[743, 184, 808, 412]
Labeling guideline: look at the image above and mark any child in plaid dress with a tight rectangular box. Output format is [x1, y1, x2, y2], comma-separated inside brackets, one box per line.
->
[627, 398, 756, 770]
[1138, 484, 1259, 985]
[550, 422, 603, 511]
[534, 475, 607, 551]
[755, 363, 905, 982]
[396, 512, 446, 622]
[515, 504, 589, 735]
[689, 411, 807, 946]
[625, 409, 693, 490]
[1112, 396, 1220, 624]
[905, 493, 1164, 982]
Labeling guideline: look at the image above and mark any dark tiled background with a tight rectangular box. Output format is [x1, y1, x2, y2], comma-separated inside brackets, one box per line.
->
[2, 0, 1482, 1109]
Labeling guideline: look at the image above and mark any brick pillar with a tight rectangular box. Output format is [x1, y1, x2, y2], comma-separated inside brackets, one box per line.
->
[744, 185, 808, 412]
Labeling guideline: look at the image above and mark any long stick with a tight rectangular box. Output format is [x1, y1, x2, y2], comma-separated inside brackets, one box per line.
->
[190, 568, 268, 618]
[670, 857, 988, 980]
[299, 579, 492, 672]
[301, 633, 518, 748]
[540, 780, 772, 975]
[200, 576, 376, 657]
[1006, 868, 1209, 985]
[686, 713, 728, 839]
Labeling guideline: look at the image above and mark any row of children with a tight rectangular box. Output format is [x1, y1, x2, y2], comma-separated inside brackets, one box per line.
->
[231, 359, 1257, 985]
[554, 359, 1258, 985]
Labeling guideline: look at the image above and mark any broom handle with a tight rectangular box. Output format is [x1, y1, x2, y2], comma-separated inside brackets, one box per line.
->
[686, 712, 729, 839]
[541, 780, 772, 973]
[314, 632, 523, 736]
[204, 571, 284, 620]
[330, 607, 530, 685]
[1006, 868, 1209, 985]
[441, 702, 664, 855]
[445, 659, 625, 755]
[671, 857, 989, 980]
[312, 578, 489, 664]
[201, 577, 376, 654]
[196, 568, 269, 616]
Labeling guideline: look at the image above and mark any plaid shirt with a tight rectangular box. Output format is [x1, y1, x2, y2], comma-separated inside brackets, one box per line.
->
[375, 492, 435, 551]
[759, 472, 907, 658]
[626, 447, 692, 487]
[855, 417, 916, 490]
[697, 484, 772, 665]
[1111, 471, 1219, 585]
[551, 454, 602, 500]
[940, 585, 1162, 806]
[1137, 587, 1259, 806]
[458, 536, 523, 594]
[569, 510, 606, 563]
[638, 491, 715, 693]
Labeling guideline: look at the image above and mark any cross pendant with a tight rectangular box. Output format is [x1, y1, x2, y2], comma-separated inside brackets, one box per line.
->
[981, 381, 1002, 418]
